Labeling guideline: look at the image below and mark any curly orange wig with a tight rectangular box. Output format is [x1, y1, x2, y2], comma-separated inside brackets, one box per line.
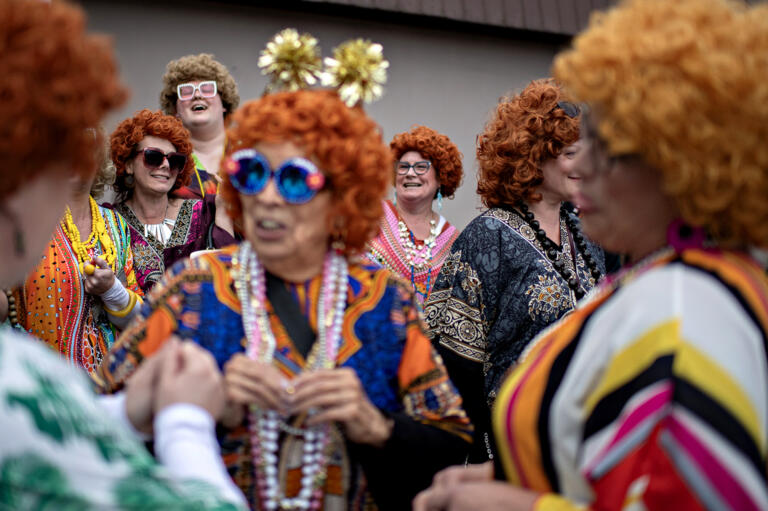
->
[160, 53, 240, 119]
[476, 79, 580, 208]
[390, 126, 463, 198]
[220, 90, 391, 256]
[553, 0, 768, 248]
[110, 109, 195, 203]
[0, 0, 127, 201]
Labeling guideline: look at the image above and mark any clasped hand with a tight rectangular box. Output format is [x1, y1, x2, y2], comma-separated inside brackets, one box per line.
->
[223, 354, 393, 447]
[83, 256, 115, 295]
[124, 337, 227, 434]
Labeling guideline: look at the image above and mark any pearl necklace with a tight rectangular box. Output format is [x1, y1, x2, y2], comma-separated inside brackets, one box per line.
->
[60, 196, 117, 274]
[233, 241, 348, 511]
[398, 218, 439, 272]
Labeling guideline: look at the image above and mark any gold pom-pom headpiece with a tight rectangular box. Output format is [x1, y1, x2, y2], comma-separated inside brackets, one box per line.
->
[322, 39, 389, 107]
[258, 29, 389, 107]
[258, 28, 323, 92]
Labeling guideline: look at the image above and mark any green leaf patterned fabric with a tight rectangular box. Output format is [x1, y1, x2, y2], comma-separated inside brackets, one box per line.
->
[0, 326, 245, 510]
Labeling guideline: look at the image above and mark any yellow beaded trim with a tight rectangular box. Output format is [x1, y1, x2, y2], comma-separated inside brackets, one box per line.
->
[104, 290, 141, 317]
[60, 196, 117, 274]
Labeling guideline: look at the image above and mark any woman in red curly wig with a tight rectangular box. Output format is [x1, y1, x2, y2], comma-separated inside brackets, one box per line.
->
[98, 88, 472, 510]
[423, 79, 605, 464]
[107, 109, 235, 293]
[366, 126, 463, 303]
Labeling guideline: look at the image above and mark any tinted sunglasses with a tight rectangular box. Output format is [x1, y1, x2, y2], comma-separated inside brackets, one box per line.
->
[136, 147, 188, 173]
[177, 81, 217, 101]
[225, 149, 326, 204]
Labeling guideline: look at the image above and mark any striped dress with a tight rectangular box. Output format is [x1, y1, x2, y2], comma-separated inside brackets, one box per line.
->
[494, 247, 768, 510]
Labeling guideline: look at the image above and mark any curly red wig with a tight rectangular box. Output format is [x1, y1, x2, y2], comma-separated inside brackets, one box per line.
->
[109, 109, 195, 202]
[220, 90, 391, 256]
[0, 0, 127, 201]
[390, 126, 463, 198]
[476, 79, 580, 208]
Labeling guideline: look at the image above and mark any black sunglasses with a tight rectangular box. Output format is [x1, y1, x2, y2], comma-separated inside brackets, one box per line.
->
[135, 147, 187, 173]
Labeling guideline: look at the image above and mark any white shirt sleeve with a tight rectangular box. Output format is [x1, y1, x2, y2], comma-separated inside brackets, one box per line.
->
[154, 403, 247, 508]
[95, 392, 150, 440]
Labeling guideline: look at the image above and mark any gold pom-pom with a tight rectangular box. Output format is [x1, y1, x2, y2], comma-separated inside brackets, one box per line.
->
[322, 39, 389, 107]
[258, 28, 323, 92]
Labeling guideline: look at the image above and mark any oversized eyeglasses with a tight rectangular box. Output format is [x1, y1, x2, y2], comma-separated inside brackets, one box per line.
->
[177, 81, 217, 101]
[224, 149, 326, 204]
[136, 147, 188, 173]
[395, 160, 431, 175]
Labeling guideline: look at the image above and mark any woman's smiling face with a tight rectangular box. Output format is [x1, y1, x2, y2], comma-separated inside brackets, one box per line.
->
[395, 150, 440, 207]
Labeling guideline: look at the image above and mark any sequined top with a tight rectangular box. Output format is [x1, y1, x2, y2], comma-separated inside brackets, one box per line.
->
[96, 245, 472, 510]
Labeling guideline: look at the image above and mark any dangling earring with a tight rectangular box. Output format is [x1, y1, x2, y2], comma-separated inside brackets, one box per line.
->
[392, 190, 397, 206]
[436, 190, 443, 212]
[0, 206, 25, 257]
[125, 174, 135, 188]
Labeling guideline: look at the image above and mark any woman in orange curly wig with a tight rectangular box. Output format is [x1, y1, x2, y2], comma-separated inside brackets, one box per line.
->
[99, 88, 472, 510]
[417, 1, 768, 510]
[107, 109, 235, 293]
[366, 126, 463, 303]
[423, 79, 605, 464]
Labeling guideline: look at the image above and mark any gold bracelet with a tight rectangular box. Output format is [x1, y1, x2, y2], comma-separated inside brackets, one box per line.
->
[105, 290, 138, 318]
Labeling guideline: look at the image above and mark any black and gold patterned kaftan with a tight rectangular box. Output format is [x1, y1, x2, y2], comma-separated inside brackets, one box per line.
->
[423, 207, 605, 463]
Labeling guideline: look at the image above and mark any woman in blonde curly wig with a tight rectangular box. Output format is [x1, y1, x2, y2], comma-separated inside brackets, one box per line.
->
[366, 125, 464, 303]
[416, 1, 768, 510]
[160, 53, 240, 198]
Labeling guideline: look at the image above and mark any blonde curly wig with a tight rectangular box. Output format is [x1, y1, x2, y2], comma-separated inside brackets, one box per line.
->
[159, 53, 240, 118]
[553, 0, 768, 248]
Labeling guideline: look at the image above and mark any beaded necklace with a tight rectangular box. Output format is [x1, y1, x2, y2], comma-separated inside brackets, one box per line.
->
[397, 211, 439, 301]
[233, 241, 348, 511]
[517, 202, 601, 300]
[60, 196, 117, 274]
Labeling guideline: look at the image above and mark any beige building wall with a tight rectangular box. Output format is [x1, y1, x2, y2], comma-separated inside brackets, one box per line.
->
[83, 0, 562, 230]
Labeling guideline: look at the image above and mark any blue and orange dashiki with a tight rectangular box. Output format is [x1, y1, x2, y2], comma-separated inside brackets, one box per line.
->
[96, 245, 472, 510]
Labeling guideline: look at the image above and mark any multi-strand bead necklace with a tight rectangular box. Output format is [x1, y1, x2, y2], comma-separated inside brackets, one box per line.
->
[60, 196, 117, 274]
[233, 241, 348, 511]
[397, 212, 439, 300]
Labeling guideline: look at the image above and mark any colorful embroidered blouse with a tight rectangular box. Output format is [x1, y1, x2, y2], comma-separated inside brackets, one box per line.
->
[96, 245, 472, 510]
[494, 248, 768, 510]
[366, 200, 458, 304]
[110, 199, 206, 294]
[12, 206, 143, 375]
[423, 207, 605, 462]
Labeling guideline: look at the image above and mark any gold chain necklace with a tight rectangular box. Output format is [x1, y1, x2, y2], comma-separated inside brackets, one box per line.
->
[60, 196, 117, 274]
